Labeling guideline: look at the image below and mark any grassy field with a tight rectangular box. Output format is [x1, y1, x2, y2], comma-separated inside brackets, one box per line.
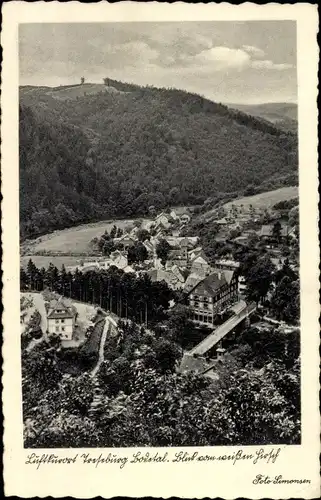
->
[21, 255, 85, 269]
[22, 218, 145, 255]
[222, 186, 298, 211]
[20, 205, 193, 262]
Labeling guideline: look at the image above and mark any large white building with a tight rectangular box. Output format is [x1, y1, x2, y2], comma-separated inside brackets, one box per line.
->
[47, 300, 76, 341]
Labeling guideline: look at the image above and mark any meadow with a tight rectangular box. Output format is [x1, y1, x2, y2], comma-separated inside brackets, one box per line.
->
[21, 218, 145, 256]
[222, 186, 298, 211]
[20, 206, 191, 266]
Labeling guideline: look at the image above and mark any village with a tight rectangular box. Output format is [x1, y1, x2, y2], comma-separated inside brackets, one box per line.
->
[20, 196, 299, 378]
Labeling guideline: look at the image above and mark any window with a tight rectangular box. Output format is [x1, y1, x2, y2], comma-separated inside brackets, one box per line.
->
[55, 326, 59, 332]
[55, 319, 59, 324]
[61, 327, 65, 332]
[203, 302, 209, 310]
[61, 319, 65, 323]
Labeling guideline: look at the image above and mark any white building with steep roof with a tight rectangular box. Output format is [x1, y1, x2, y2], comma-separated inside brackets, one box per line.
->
[47, 299, 76, 341]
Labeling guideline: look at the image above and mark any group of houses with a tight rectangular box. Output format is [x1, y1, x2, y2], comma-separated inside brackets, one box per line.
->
[59, 204, 298, 340]
[62, 208, 246, 334]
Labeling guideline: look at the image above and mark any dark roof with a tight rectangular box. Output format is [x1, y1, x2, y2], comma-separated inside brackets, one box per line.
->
[183, 272, 204, 293]
[189, 271, 227, 296]
[260, 224, 290, 238]
[47, 300, 75, 319]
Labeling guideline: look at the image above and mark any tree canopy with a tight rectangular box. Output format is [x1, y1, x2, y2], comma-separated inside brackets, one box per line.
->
[20, 82, 298, 239]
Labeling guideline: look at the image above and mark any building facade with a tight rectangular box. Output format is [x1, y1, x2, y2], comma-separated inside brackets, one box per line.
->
[188, 270, 239, 326]
[47, 300, 76, 341]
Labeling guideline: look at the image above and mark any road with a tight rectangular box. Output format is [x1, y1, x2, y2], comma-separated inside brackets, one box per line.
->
[91, 315, 118, 377]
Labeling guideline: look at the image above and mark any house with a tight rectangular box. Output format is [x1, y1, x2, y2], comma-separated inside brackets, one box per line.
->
[141, 219, 154, 231]
[215, 259, 240, 271]
[216, 217, 228, 226]
[154, 212, 172, 230]
[187, 270, 239, 326]
[214, 259, 245, 295]
[259, 224, 294, 243]
[113, 233, 136, 250]
[190, 255, 211, 274]
[188, 246, 204, 261]
[180, 236, 198, 248]
[238, 275, 247, 295]
[129, 226, 139, 238]
[147, 269, 182, 290]
[231, 235, 249, 247]
[170, 210, 179, 221]
[167, 246, 189, 268]
[143, 240, 154, 257]
[110, 251, 128, 270]
[170, 264, 186, 284]
[183, 272, 205, 294]
[47, 299, 77, 341]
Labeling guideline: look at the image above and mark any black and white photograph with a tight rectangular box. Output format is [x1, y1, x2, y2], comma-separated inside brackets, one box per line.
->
[18, 19, 302, 449]
[2, 2, 320, 498]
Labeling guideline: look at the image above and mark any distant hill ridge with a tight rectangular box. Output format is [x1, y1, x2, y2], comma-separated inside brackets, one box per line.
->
[227, 102, 297, 133]
[19, 79, 298, 239]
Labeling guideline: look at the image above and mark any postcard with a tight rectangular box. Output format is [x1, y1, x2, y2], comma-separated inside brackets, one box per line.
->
[2, 2, 319, 498]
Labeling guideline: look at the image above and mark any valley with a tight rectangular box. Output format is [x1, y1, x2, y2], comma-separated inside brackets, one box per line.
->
[19, 80, 298, 240]
[19, 84, 300, 450]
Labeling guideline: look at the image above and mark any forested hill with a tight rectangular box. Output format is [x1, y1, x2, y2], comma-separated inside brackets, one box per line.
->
[227, 102, 298, 133]
[20, 82, 298, 239]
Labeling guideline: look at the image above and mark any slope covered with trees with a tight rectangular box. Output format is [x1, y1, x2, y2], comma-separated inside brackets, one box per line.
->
[22, 318, 300, 448]
[20, 82, 298, 238]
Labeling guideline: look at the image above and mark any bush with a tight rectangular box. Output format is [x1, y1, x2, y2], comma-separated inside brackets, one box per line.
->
[30, 327, 43, 340]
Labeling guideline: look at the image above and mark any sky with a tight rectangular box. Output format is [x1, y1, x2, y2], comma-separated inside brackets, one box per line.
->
[19, 21, 297, 104]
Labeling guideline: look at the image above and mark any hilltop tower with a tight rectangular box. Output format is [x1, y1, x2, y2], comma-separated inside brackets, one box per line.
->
[81, 77, 85, 85]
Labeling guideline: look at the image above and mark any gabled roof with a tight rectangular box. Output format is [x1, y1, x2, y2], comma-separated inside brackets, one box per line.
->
[260, 224, 290, 238]
[116, 233, 135, 242]
[189, 271, 227, 297]
[179, 237, 193, 248]
[143, 240, 154, 251]
[111, 251, 127, 264]
[47, 300, 75, 319]
[170, 210, 178, 220]
[215, 259, 240, 269]
[147, 269, 178, 287]
[260, 225, 273, 237]
[183, 272, 204, 293]
[191, 255, 209, 266]
[221, 269, 235, 285]
[188, 246, 203, 256]
[171, 264, 185, 282]
[155, 212, 170, 222]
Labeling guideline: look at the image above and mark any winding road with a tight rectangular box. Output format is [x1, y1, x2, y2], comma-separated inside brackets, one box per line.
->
[91, 315, 118, 377]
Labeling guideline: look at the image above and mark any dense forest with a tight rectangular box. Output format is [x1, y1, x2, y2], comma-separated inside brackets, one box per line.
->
[22, 311, 300, 448]
[20, 81, 298, 238]
[21, 251, 300, 447]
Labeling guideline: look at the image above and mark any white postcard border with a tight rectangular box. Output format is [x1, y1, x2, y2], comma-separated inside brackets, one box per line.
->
[2, 2, 319, 498]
